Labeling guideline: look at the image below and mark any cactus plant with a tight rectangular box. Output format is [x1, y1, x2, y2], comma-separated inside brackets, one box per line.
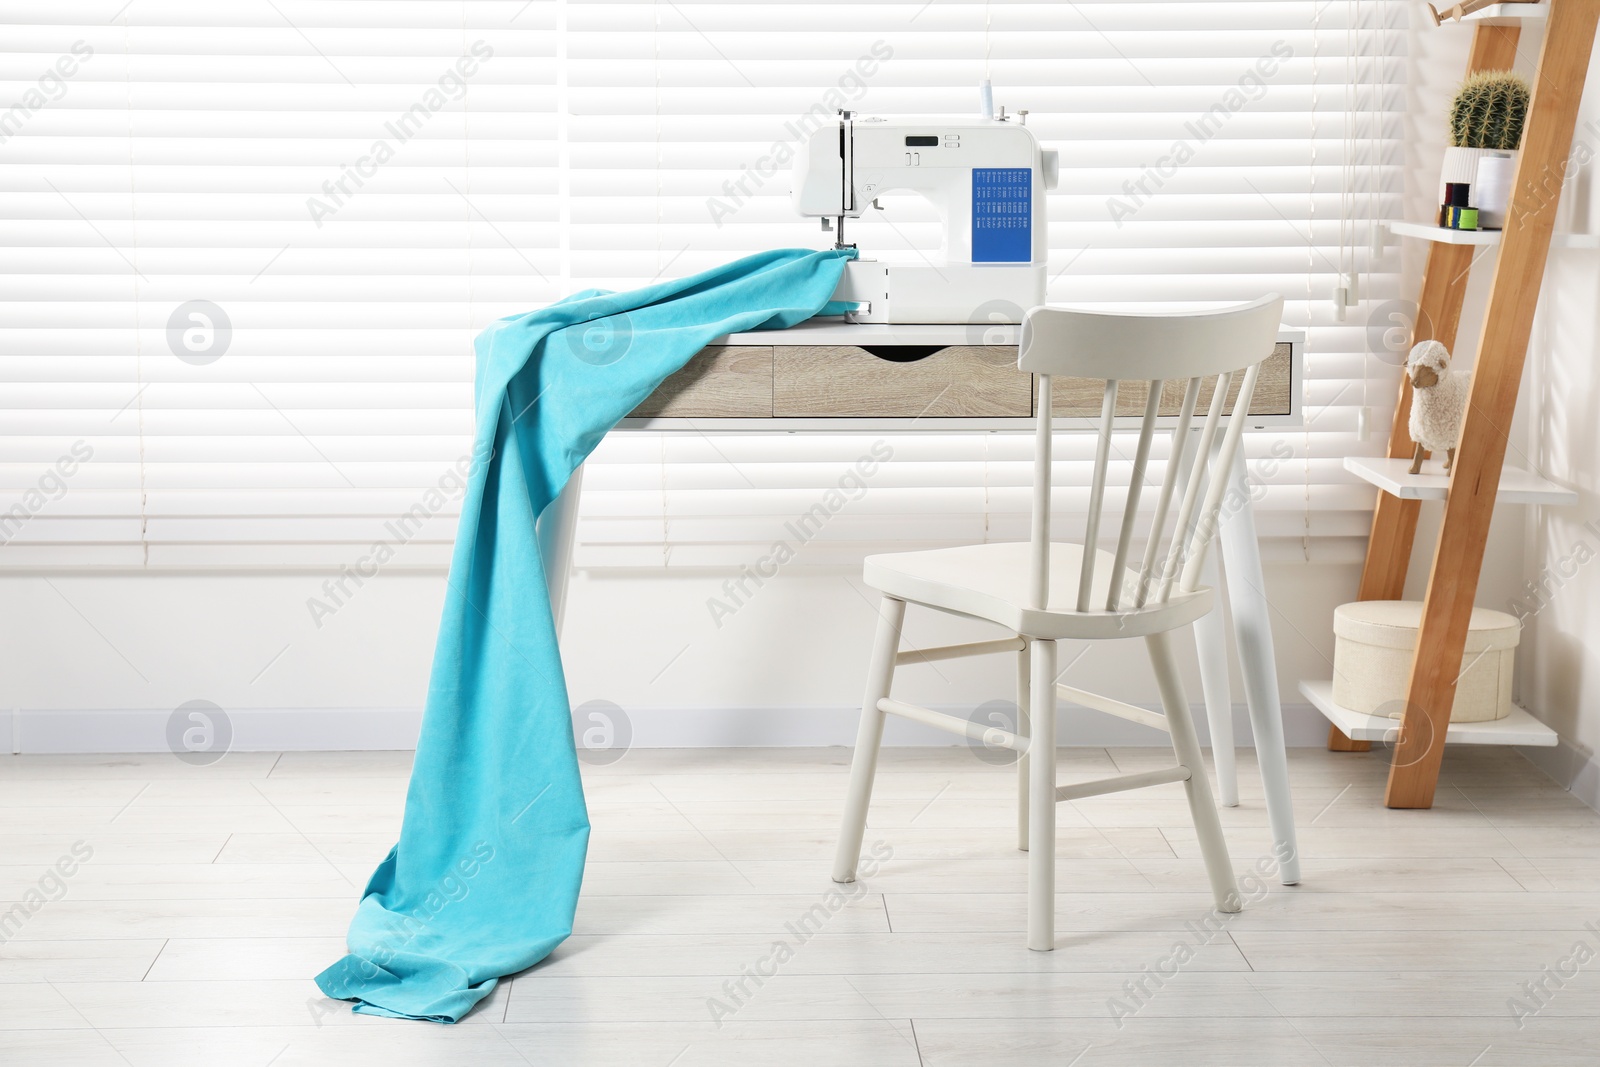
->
[1448, 71, 1530, 150]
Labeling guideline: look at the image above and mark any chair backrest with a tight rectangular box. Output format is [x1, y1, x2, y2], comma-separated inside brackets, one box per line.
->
[1017, 295, 1284, 613]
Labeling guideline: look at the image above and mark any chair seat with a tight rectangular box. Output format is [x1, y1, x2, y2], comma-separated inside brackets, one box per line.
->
[863, 541, 1213, 641]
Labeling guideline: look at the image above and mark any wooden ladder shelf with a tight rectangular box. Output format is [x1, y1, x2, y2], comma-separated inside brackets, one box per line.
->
[1328, 1, 1598, 808]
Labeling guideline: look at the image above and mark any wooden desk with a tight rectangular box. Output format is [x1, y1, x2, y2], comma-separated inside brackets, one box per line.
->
[542, 318, 1306, 885]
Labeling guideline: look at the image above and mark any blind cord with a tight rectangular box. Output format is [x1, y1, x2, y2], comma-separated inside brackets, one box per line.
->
[122, 9, 149, 568]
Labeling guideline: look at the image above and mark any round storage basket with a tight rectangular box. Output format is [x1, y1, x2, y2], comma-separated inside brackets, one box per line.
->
[1331, 600, 1519, 723]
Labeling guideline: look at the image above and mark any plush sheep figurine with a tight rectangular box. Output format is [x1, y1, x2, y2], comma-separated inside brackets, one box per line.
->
[1406, 339, 1470, 474]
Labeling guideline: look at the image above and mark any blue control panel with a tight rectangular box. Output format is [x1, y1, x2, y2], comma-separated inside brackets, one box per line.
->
[971, 167, 1032, 263]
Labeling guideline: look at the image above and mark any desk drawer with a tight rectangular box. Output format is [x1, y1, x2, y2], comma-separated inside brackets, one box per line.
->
[630, 340, 1292, 422]
[1045, 343, 1293, 418]
[772, 345, 1030, 418]
[629, 346, 772, 418]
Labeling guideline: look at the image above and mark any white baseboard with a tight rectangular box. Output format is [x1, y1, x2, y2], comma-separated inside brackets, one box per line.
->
[1517, 737, 1600, 814]
[17, 704, 1593, 816]
[10, 707, 425, 755]
[620, 701, 1332, 749]
[8, 701, 1330, 755]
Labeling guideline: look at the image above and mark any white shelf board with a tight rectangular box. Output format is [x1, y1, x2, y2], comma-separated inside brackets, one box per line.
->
[1386, 220, 1500, 245]
[1456, 2, 1547, 25]
[1301, 680, 1558, 747]
[1386, 219, 1600, 249]
[1345, 455, 1578, 506]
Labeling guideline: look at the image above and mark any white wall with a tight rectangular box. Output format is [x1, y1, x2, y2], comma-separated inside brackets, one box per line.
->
[0, 570, 444, 751]
[0, 558, 1359, 752]
[1517, 23, 1600, 800]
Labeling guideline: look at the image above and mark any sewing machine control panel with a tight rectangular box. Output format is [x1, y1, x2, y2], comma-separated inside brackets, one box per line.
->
[972, 168, 1032, 262]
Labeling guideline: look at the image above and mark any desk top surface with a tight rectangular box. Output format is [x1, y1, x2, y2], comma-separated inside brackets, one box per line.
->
[715, 318, 1306, 347]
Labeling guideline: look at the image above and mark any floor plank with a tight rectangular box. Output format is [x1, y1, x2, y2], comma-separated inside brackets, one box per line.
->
[0, 744, 1595, 1067]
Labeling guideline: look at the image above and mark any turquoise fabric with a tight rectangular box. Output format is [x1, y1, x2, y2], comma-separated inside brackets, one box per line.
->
[315, 248, 856, 1022]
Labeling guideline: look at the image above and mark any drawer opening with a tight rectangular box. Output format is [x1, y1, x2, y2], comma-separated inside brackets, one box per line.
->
[858, 344, 950, 363]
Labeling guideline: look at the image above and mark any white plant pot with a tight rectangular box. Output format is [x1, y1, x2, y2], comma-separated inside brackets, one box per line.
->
[1438, 145, 1496, 207]
[1474, 151, 1518, 229]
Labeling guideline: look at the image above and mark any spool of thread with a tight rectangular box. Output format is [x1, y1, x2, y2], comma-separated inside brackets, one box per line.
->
[1457, 206, 1479, 230]
[1446, 182, 1472, 208]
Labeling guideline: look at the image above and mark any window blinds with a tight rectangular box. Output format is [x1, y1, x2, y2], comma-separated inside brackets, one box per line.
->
[0, 1, 1401, 570]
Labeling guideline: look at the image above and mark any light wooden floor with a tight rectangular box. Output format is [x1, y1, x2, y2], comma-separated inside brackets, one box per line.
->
[4, 745, 1600, 1066]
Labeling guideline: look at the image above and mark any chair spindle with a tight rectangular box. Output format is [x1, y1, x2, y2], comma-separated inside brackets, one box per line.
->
[1156, 371, 1232, 605]
[1107, 379, 1164, 611]
[1179, 362, 1261, 594]
[1076, 379, 1119, 612]
[1135, 376, 1203, 609]
[1029, 375, 1054, 610]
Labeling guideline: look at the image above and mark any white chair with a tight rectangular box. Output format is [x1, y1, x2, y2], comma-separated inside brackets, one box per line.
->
[832, 295, 1285, 950]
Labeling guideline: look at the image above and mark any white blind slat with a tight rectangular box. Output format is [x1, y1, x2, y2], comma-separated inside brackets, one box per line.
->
[1, 1, 1399, 569]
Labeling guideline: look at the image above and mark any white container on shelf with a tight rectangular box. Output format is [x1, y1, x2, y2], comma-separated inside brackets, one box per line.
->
[1474, 152, 1518, 228]
[1439, 145, 1497, 206]
[1332, 600, 1519, 722]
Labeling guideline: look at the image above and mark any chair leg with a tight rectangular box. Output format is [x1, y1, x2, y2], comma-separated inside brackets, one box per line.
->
[1214, 467, 1302, 885]
[1027, 638, 1057, 951]
[1193, 552, 1239, 807]
[1147, 630, 1241, 914]
[833, 595, 906, 884]
[1015, 637, 1031, 852]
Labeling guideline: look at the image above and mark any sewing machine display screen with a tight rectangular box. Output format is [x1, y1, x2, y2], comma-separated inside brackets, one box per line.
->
[904, 135, 939, 147]
[971, 167, 1032, 263]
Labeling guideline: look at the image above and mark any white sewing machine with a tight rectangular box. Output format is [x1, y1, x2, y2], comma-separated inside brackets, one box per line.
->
[792, 109, 1059, 324]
